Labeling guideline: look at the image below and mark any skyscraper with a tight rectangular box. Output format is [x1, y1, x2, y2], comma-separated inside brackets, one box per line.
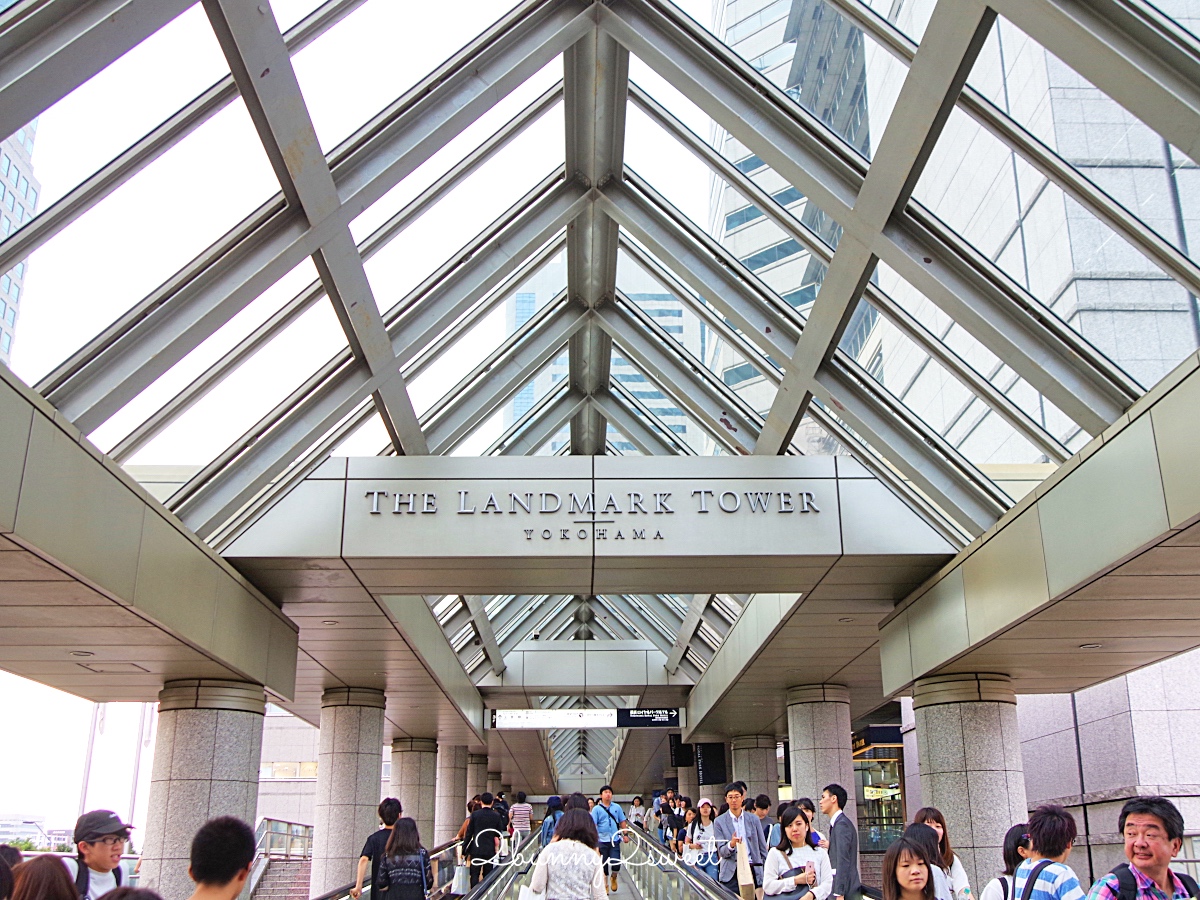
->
[0, 118, 40, 367]
[709, 0, 1200, 464]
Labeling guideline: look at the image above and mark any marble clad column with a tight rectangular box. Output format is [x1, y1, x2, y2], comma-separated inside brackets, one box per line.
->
[467, 753, 488, 804]
[141, 680, 265, 900]
[487, 771, 502, 796]
[311, 688, 385, 898]
[912, 674, 1027, 893]
[391, 739, 437, 845]
[731, 735, 779, 806]
[786, 684, 855, 830]
[435, 745, 469, 846]
[677, 760, 700, 804]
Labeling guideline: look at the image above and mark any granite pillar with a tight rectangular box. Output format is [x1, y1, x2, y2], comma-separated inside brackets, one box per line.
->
[435, 745, 469, 846]
[731, 735, 779, 806]
[913, 674, 1027, 892]
[467, 753, 488, 804]
[311, 688, 385, 897]
[786, 684, 855, 830]
[487, 771, 502, 796]
[140, 680, 265, 900]
[390, 738, 437, 845]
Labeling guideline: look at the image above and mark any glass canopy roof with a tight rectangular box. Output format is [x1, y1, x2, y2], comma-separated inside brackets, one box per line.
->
[3, 0, 1198, 782]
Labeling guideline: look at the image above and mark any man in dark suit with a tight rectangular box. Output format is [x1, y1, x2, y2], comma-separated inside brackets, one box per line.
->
[714, 782, 768, 896]
[821, 783, 862, 900]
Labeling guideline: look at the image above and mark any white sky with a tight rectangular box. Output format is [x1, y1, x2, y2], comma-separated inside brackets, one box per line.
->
[1, 0, 714, 832]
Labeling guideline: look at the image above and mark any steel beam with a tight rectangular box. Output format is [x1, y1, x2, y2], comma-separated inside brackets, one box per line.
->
[606, 378, 697, 456]
[590, 387, 680, 456]
[40, 0, 590, 433]
[0, 0, 367, 278]
[490, 384, 586, 456]
[0, 0, 192, 145]
[756, 0, 996, 454]
[664, 594, 708, 675]
[464, 595, 506, 676]
[423, 302, 588, 455]
[563, 17, 629, 454]
[599, 0, 1138, 434]
[597, 296, 761, 455]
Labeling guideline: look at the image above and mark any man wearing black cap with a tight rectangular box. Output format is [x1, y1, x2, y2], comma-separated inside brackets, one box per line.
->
[64, 810, 132, 900]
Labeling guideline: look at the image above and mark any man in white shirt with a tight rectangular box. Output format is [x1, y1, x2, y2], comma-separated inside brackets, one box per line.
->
[63, 810, 131, 900]
[821, 784, 862, 900]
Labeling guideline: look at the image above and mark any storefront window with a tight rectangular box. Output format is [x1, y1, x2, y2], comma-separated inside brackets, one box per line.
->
[853, 726, 905, 852]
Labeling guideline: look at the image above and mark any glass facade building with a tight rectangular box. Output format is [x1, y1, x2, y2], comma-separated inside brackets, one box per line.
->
[0, 119, 37, 366]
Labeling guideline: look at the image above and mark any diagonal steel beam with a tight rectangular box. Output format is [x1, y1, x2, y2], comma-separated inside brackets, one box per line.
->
[598, 0, 1138, 435]
[204, 0, 425, 454]
[757, 0, 996, 454]
[424, 301, 588, 454]
[990, 0, 1200, 166]
[606, 378, 697, 456]
[664, 593, 708, 675]
[464, 595, 506, 676]
[0, 0, 193, 145]
[563, 15, 629, 454]
[40, 0, 590, 433]
[590, 386, 681, 456]
[0, 0, 368, 278]
[490, 384, 586, 456]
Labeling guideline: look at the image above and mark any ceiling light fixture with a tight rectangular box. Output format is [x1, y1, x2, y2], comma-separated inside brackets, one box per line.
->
[321, 620, 338, 626]
[838, 617, 855, 623]
[69, 650, 94, 657]
[1079, 643, 1102, 649]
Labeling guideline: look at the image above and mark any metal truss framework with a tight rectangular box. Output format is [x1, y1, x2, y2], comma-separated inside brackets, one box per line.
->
[3, 0, 1199, 707]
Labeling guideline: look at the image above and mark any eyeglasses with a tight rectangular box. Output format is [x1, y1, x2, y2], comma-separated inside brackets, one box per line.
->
[90, 835, 127, 847]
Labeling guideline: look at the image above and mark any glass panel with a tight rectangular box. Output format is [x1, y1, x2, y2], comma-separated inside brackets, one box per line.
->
[32, 6, 229, 209]
[15, 98, 280, 386]
[860, 0, 935, 43]
[292, 0, 525, 152]
[708, 0, 909, 160]
[358, 83, 564, 317]
[913, 95, 1197, 389]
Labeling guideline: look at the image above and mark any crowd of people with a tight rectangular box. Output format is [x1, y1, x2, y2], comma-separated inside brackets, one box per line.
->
[0, 812, 257, 900]
[1, 790, 1193, 900]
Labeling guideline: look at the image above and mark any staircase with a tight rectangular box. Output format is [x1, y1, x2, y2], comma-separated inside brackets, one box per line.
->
[252, 859, 311, 900]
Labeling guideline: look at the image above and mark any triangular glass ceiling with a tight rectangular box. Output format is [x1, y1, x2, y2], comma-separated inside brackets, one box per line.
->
[2, 0, 1198, 722]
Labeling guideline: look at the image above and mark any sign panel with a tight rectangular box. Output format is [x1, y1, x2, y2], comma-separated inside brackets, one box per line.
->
[695, 742, 727, 786]
[863, 785, 901, 801]
[616, 708, 679, 728]
[669, 733, 695, 768]
[491, 709, 616, 729]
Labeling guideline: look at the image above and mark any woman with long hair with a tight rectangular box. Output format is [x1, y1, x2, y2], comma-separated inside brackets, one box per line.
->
[677, 807, 698, 860]
[0, 856, 13, 900]
[628, 796, 646, 830]
[530, 809, 606, 900]
[764, 806, 832, 898]
[11, 856, 77, 900]
[902, 824, 952, 900]
[683, 798, 720, 881]
[541, 795, 566, 847]
[882, 836, 936, 900]
[374, 818, 432, 900]
[913, 807, 971, 900]
[978, 825, 1031, 900]
[456, 796, 483, 841]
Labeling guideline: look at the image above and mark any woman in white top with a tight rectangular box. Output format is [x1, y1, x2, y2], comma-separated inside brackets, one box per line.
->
[683, 798, 720, 882]
[913, 808, 971, 900]
[530, 809, 606, 900]
[978, 825, 1031, 900]
[628, 796, 647, 829]
[764, 806, 833, 899]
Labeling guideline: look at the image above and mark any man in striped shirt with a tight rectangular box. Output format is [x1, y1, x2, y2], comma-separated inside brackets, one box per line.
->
[1085, 797, 1198, 900]
[509, 792, 534, 846]
[1013, 805, 1086, 900]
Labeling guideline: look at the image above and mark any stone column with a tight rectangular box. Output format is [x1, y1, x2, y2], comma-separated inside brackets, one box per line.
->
[141, 680, 265, 900]
[487, 771, 502, 796]
[912, 674, 1027, 892]
[787, 684, 855, 829]
[677, 761, 700, 803]
[467, 753, 488, 803]
[731, 735, 779, 806]
[311, 688, 385, 897]
[391, 738, 437, 844]
[435, 745, 469, 846]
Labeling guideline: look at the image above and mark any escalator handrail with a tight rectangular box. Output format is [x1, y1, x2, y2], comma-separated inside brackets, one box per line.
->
[622, 824, 733, 899]
[461, 831, 542, 900]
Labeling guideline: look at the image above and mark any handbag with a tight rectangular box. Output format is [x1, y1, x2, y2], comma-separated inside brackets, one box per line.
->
[517, 886, 544, 900]
[451, 863, 470, 895]
[773, 863, 814, 900]
[736, 841, 756, 900]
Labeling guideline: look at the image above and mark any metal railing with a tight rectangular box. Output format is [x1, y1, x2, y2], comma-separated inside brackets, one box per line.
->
[621, 825, 730, 900]
[257, 818, 314, 859]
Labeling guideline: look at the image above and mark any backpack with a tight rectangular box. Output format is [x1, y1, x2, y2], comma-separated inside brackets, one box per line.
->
[75, 861, 121, 900]
[1110, 862, 1199, 900]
